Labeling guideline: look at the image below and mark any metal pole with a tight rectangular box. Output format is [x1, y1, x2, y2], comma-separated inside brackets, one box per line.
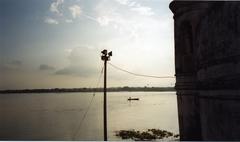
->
[101, 49, 111, 141]
[104, 58, 107, 141]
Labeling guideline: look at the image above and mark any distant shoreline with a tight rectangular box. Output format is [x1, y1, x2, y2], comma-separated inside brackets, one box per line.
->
[0, 87, 175, 94]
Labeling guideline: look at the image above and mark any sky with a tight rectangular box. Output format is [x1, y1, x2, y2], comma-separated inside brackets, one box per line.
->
[0, 0, 175, 90]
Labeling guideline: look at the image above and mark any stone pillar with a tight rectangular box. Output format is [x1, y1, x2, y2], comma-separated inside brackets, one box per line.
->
[170, 1, 240, 140]
[170, 2, 210, 140]
[196, 2, 240, 140]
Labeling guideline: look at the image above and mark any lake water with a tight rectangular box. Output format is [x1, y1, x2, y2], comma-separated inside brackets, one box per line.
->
[0, 92, 179, 140]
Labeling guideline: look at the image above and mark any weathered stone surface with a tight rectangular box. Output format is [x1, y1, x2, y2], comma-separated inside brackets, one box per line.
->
[199, 90, 240, 140]
[176, 91, 201, 140]
[170, 1, 240, 140]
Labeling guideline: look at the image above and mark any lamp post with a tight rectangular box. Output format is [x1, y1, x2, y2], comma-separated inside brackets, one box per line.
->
[101, 49, 112, 141]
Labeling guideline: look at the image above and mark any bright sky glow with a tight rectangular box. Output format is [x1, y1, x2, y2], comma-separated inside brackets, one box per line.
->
[0, 0, 175, 89]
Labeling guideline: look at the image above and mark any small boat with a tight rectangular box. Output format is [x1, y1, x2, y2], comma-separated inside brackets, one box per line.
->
[128, 97, 140, 101]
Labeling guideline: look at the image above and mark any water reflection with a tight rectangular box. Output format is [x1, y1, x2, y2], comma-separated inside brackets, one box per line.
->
[0, 92, 178, 140]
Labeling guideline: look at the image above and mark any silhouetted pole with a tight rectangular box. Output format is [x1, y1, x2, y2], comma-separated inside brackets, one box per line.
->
[103, 58, 107, 141]
[101, 49, 112, 141]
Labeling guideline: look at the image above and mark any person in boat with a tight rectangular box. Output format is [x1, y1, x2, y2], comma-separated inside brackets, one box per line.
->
[128, 97, 139, 101]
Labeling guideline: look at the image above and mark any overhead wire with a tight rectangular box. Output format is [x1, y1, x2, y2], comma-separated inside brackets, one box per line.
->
[94, 66, 104, 95]
[72, 62, 174, 140]
[108, 62, 175, 79]
[72, 65, 104, 140]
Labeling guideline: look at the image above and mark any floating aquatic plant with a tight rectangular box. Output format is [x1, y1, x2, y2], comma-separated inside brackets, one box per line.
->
[115, 129, 179, 141]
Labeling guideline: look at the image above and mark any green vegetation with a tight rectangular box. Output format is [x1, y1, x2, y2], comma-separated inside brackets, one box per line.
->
[115, 129, 179, 141]
[0, 86, 175, 94]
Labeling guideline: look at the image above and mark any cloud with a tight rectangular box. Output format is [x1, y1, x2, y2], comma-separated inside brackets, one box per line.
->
[93, 0, 159, 40]
[39, 64, 55, 71]
[97, 16, 112, 26]
[114, 0, 155, 16]
[55, 66, 97, 77]
[65, 19, 73, 23]
[131, 6, 154, 16]
[44, 17, 59, 24]
[55, 45, 101, 77]
[69, 5, 82, 19]
[115, 0, 131, 5]
[50, 0, 64, 15]
[46, 0, 83, 24]
[10, 60, 22, 66]
[0, 60, 22, 72]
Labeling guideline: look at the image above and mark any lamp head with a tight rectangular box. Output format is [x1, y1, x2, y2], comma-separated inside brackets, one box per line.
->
[101, 49, 107, 55]
[108, 51, 112, 56]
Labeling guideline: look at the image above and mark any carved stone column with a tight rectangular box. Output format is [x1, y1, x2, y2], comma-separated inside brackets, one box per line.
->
[170, 1, 211, 140]
[170, 1, 240, 140]
[195, 2, 240, 140]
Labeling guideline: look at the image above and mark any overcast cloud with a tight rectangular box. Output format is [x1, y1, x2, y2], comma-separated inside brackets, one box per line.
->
[1, 0, 174, 89]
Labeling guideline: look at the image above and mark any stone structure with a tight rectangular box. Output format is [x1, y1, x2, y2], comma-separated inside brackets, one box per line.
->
[170, 1, 240, 140]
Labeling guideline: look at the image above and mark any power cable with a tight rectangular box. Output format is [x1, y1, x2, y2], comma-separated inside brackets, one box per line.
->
[93, 66, 104, 95]
[72, 65, 104, 140]
[108, 62, 175, 79]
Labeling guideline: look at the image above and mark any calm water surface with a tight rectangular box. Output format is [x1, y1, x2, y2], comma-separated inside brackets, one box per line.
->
[0, 92, 179, 140]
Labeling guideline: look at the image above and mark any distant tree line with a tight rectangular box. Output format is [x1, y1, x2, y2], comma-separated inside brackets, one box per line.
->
[0, 86, 175, 94]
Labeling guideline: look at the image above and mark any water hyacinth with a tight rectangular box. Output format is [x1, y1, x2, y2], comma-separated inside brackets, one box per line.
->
[116, 129, 179, 141]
